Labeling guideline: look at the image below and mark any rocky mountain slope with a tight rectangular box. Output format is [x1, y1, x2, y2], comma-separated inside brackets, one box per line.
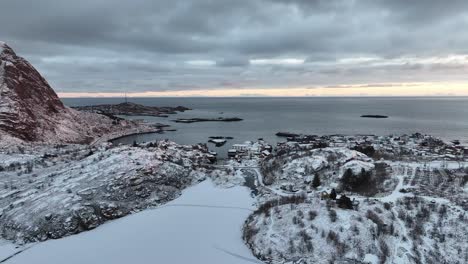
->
[0, 141, 212, 243]
[0, 41, 144, 144]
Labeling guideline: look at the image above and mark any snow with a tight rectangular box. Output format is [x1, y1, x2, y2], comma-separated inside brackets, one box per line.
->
[363, 254, 379, 264]
[284, 156, 328, 176]
[0, 153, 36, 166]
[210, 139, 226, 144]
[0, 141, 213, 242]
[5, 180, 260, 264]
[0, 240, 22, 261]
[341, 159, 375, 176]
[261, 147, 377, 193]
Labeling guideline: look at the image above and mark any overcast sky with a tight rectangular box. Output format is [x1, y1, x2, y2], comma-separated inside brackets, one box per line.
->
[2, 0, 468, 96]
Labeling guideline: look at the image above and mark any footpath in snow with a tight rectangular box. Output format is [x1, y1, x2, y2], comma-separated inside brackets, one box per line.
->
[4, 180, 260, 264]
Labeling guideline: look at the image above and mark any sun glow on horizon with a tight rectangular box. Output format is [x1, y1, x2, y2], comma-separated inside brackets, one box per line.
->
[57, 82, 468, 98]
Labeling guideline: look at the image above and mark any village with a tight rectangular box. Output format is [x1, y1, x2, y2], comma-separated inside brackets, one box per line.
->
[211, 132, 468, 263]
[225, 132, 468, 163]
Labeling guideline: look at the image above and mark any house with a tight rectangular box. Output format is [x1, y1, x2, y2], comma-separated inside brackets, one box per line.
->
[463, 148, 468, 155]
[227, 149, 237, 157]
[232, 144, 249, 152]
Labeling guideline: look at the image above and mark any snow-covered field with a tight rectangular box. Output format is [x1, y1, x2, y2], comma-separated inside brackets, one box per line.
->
[0, 240, 21, 261]
[3, 180, 260, 264]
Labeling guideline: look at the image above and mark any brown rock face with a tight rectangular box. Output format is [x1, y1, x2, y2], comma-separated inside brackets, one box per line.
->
[0, 42, 135, 144]
[0, 42, 68, 141]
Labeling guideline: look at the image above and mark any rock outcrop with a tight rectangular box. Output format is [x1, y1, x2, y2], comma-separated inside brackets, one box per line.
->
[0, 41, 143, 144]
[0, 141, 211, 243]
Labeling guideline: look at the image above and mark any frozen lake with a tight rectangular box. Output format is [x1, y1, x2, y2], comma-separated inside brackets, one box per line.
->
[3, 180, 260, 264]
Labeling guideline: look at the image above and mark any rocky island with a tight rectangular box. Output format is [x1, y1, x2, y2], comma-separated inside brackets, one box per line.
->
[275, 132, 301, 137]
[208, 138, 227, 147]
[361, 114, 389, 118]
[73, 102, 190, 117]
[173, 117, 243, 123]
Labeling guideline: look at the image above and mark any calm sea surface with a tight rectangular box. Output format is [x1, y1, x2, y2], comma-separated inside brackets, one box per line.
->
[63, 97, 468, 157]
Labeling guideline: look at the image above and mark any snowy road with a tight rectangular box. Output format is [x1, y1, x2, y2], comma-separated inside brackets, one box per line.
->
[4, 180, 260, 264]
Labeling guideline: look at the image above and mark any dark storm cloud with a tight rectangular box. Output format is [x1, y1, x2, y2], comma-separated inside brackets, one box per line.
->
[1, 0, 468, 93]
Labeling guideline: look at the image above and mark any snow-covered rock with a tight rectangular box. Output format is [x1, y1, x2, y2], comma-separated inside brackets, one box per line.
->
[0, 141, 212, 243]
[0, 41, 147, 145]
[341, 160, 375, 177]
[261, 147, 376, 189]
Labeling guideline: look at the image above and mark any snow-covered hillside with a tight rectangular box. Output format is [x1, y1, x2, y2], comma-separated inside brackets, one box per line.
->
[2, 180, 259, 264]
[243, 194, 467, 264]
[239, 139, 468, 264]
[0, 141, 212, 243]
[260, 147, 379, 193]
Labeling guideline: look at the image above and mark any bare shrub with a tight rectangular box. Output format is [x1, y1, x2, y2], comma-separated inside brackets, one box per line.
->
[297, 210, 304, 218]
[438, 204, 447, 218]
[326, 230, 339, 244]
[242, 222, 259, 244]
[374, 207, 383, 214]
[366, 210, 386, 235]
[378, 239, 389, 264]
[298, 219, 305, 228]
[292, 216, 299, 225]
[308, 210, 318, 221]
[383, 202, 391, 210]
[397, 209, 406, 220]
[329, 209, 337, 222]
[254, 194, 307, 216]
[288, 239, 296, 254]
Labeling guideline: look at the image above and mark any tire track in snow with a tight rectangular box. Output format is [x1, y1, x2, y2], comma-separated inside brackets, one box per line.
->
[161, 203, 254, 211]
[213, 245, 264, 264]
[0, 244, 35, 264]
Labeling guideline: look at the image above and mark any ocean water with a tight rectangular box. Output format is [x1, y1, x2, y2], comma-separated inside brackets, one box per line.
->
[63, 97, 468, 156]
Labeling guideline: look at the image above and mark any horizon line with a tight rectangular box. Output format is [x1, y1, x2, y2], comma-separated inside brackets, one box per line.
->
[58, 95, 468, 99]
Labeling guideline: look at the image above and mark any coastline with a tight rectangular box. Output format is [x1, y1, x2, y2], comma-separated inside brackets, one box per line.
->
[89, 126, 162, 146]
[105, 129, 162, 143]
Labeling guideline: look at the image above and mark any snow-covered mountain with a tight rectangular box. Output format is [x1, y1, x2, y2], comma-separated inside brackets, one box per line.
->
[0, 41, 141, 144]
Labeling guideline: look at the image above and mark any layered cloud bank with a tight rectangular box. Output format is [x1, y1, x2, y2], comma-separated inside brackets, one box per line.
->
[2, 0, 468, 96]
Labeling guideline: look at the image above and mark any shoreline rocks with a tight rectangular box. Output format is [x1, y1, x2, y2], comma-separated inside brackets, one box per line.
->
[275, 132, 300, 138]
[208, 139, 227, 147]
[360, 115, 389, 118]
[173, 117, 243, 123]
